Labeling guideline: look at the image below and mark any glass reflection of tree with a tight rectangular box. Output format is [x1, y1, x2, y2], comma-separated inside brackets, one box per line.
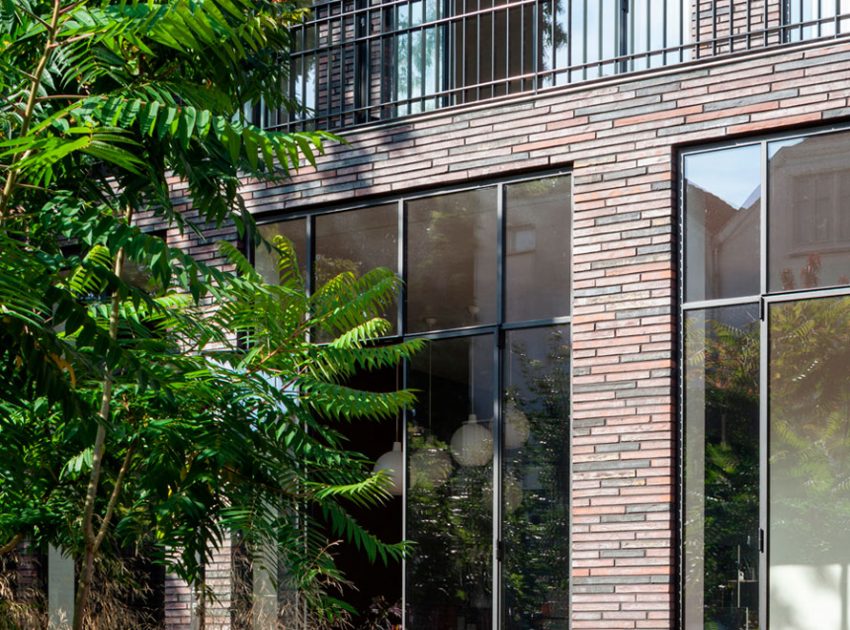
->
[407, 426, 493, 628]
[770, 296, 850, 561]
[685, 313, 759, 628]
[503, 329, 571, 629]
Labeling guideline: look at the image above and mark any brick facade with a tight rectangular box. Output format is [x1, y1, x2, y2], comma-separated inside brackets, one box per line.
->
[224, 39, 850, 629]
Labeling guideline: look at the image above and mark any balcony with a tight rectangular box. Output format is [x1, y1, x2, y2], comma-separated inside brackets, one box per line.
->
[253, 0, 850, 130]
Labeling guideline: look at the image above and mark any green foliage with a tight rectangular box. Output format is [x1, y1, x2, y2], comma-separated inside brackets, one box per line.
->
[0, 0, 414, 625]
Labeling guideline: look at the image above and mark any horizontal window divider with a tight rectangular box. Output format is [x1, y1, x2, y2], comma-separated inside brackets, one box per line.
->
[761, 286, 850, 304]
[403, 324, 499, 340]
[681, 296, 761, 310]
[501, 316, 571, 330]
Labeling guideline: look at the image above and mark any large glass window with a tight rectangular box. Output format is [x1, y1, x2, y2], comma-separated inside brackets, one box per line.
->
[256, 171, 572, 628]
[407, 187, 498, 333]
[683, 127, 850, 630]
[683, 305, 760, 629]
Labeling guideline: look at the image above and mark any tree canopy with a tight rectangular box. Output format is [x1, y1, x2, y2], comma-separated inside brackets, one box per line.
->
[0, 1, 417, 627]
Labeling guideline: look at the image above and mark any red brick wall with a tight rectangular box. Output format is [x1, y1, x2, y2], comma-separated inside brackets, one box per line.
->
[234, 38, 850, 629]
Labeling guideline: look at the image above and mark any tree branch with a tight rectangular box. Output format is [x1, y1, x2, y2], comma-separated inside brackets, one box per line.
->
[0, 0, 63, 217]
[72, 202, 133, 630]
[0, 533, 23, 556]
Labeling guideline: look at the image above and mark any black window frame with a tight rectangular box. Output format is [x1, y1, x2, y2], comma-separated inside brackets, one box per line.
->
[250, 167, 574, 628]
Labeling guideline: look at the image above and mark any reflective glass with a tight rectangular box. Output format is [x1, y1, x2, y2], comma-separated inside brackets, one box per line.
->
[256, 219, 308, 285]
[769, 132, 850, 292]
[505, 175, 571, 322]
[684, 145, 761, 302]
[407, 188, 498, 332]
[769, 296, 850, 630]
[407, 335, 495, 629]
[502, 326, 570, 629]
[684, 305, 760, 630]
[316, 204, 399, 333]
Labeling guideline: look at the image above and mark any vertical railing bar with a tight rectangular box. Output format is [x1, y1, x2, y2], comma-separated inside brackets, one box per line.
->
[630, 0, 635, 69]
[747, 0, 752, 49]
[325, 7, 332, 126]
[695, 0, 701, 57]
[406, 2, 412, 114]
[550, 0, 556, 84]
[711, 0, 716, 55]
[518, 0, 523, 92]
[800, 0, 805, 40]
[476, 0, 481, 101]
[818, 0, 823, 36]
[532, 0, 539, 90]
[835, 0, 840, 37]
[728, 0, 734, 52]
[662, 0, 668, 64]
[582, 0, 587, 79]
[366, 3, 373, 119]
[490, 0, 496, 98]
[341, 2, 348, 127]
[421, 0, 426, 108]
[618, 0, 627, 73]
[419, 21, 425, 110]
[766, 0, 770, 46]
[353, 0, 361, 123]
[567, 0, 572, 82]
[462, 1, 468, 103]
[380, 4, 387, 118]
[596, 2, 605, 71]
[646, 0, 651, 65]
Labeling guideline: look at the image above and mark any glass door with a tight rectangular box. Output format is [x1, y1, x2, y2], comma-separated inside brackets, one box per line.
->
[767, 293, 850, 630]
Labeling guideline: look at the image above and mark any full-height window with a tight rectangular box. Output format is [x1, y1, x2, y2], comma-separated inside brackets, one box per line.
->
[255, 172, 572, 628]
[683, 127, 850, 630]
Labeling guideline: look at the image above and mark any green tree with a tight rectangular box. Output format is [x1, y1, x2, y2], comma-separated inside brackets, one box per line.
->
[0, 1, 418, 627]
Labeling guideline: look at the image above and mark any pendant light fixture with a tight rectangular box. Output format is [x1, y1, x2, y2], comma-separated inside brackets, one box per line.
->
[373, 364, 404, 496]
[450, 334, 493, 467]
[410, 342, 452, 488]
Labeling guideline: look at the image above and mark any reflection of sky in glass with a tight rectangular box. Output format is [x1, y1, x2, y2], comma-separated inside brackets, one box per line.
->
[768, 137, 804, 159]
[685, 144, 761, 209]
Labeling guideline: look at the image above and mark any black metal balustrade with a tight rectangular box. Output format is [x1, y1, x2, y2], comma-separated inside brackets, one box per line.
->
[251, 0, 850, 130]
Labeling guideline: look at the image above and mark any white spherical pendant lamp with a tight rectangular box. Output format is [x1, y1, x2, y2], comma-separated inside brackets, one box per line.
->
[373, 441, 404, 496]
[504, 400, 531, 450]
[450, 414, 493, 467]
[410, 445, 453, 488]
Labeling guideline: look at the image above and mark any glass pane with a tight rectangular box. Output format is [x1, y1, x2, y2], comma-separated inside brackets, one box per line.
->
[316, 205, 399, 333]
[505, 175, 571, 322]
[684, 305, 760, 630]
[334, 366, 403, 627]
[769, 295, 850, 630]
[769, 132, 850, 293]
[684, 145, 761, 302]
[256, 219, 308, 285]
[407, 335, 495, 630]
[407, 188, 498, 332]
[503, 327, 570, 629]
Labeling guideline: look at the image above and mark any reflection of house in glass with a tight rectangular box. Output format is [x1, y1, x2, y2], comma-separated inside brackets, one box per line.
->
[770, 135, 850, 292]
[686, 179, 761, 301]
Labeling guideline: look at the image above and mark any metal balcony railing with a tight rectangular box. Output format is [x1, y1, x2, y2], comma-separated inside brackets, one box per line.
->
[252, 0, 850, 131]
